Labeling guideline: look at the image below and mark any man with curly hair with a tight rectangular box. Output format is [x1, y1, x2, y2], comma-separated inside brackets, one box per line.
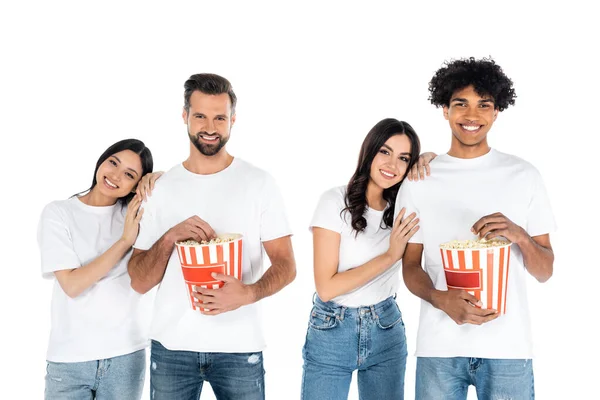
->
[395, 57, 556, 399]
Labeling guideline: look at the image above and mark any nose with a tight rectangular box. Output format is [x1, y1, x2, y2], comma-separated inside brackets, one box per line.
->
[386, 161, 400, 175]
[108, 173, 120, 183]
[464, 105, 479, 121]
[205, 119, 216, 134]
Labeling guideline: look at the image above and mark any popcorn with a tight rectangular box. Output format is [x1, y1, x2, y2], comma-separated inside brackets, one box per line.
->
[179, 237, 235, 246]
[440, 238, 511, 250]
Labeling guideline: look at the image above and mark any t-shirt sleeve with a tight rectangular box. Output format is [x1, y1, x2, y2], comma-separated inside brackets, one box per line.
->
[526, 168, 557, 237]
[37, 203, 81, 279]
[260, 174, 293, 242]
[134, 196, 160, 251]
[394, 180, 423, 244]
[310, 188, 345, 234]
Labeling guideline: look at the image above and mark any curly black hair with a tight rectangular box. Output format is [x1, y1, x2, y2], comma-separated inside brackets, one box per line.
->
[343, 119, 420, 235]
[428, 57, 516, 111]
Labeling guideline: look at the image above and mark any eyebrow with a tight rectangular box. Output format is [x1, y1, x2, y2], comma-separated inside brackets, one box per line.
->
[382, 144, 412, 157]
[192, 112, 228, 119]
[111, 156, 140, 177]
[451, 97, 495, 104]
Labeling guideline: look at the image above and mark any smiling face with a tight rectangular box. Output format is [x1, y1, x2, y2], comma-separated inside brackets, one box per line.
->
[93, 150, 143, 199]
[183, 91, 236, 156]
[443, 85, 498, 157]
[369, 134, 412, 190]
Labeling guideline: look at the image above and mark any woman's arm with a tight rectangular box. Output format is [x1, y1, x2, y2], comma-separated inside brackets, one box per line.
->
[313, 208, 419, 302]
[54, 196, 144, 298]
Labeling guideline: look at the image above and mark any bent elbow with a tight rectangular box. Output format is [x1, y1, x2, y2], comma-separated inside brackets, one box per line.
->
[315, 288, 333, 303]
[60, 284, 83, 299]
[130, 279, 150, 294]
[536, 269, 553, 283]
[288, 263, 297, 283]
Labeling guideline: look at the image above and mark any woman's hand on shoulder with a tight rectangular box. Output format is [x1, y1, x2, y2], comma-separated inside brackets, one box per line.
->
[386, 208, 420, 263]
[136, 171, 164, 201]
[121, 195, 144, 246]
[407, 152, 437, 181]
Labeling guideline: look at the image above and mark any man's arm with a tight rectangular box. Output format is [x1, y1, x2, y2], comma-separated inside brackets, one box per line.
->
[403, 243, 499, 325]
[519, 234, 553, 282]
[128, 234, 175, 294]
[250, 235, 296, 301]
[128, 215, 217, 294]
[194, 235, 296, 315]
[471, 213, 554, 282]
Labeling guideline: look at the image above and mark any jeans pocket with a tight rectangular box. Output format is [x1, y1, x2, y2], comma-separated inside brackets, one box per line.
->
[308, 306, 338, 330]
[374, 302, 404, 330]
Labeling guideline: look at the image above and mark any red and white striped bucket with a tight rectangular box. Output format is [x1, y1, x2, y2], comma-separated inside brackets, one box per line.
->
[175, 234, 243, 312]
[439, 242, 511, 315]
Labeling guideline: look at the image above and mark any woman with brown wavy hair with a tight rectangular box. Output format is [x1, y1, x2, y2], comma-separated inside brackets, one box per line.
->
[301, 119, 434, 400]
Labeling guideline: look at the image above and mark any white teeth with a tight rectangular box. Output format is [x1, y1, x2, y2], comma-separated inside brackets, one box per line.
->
[380, 170, 395, 178]
[200, 135, 218, 141]
[462, 125, 480, 131]
[104, 178, 118, 188]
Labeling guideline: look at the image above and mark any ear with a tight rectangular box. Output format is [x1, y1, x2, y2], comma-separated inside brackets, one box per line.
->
[443, 106, 449, 120]
[231, 113, 236, 127]
[182, 107, 188, 124]
[493, 109, 499, 121]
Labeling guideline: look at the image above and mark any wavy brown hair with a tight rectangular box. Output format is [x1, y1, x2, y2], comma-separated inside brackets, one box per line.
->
[343, 118, 420, 234]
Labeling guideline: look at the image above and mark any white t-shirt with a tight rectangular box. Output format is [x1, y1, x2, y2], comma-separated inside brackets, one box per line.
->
[310, 186, 400, 307]
[134, 158, 291, 353]
[37, 197, 152, 362]
[395, 149, 556, 359]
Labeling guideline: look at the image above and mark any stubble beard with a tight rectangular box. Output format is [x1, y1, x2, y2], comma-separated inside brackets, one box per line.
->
[188, 129, 229, 156]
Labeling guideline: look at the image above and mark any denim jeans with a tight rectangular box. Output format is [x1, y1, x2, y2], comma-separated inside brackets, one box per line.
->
[45, 349, 146, 400]
[301, 295, 408, 400]
[415, 357, 535, 400]
[150, 340, 265, 400]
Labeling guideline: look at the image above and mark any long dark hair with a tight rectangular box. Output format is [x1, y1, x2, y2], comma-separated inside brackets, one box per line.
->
[74, 139, 154, 206]
[343, 119, 420, 234]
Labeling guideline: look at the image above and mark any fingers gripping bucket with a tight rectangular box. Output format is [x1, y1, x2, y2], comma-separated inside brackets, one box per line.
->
[175, 234, 243, 312]
[440, 242, 511, 315]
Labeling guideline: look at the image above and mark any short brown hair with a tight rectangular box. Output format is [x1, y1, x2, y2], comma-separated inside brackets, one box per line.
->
[184, 73, 237, 113]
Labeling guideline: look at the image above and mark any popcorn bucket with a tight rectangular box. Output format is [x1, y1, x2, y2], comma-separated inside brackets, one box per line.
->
[175, 234, 243, 312]
[440, 240, 511, 314]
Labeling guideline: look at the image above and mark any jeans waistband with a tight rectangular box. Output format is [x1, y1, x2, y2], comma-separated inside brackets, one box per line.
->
[312, 293, 398, 320]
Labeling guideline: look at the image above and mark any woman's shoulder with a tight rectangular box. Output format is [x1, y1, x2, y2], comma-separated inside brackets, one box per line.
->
[41, 198, 76, 218]
[319, 185, 347, 206]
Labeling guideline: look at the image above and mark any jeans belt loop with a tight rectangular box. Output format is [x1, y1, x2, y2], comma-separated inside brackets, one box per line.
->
[338, 306, 346, 321]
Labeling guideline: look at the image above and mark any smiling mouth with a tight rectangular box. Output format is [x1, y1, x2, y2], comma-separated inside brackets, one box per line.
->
[198, 134, 220, 143]
[380, 169, 397, 179]
[104, 177, 119, 189]
[460, 124, 483, 133]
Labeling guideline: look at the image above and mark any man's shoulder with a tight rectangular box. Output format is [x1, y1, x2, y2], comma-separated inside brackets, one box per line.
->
[493, 149, 536, 169]
[231, 159, 279, 189]
[492, 150, 541, 178]
[233, 158, 270, 177]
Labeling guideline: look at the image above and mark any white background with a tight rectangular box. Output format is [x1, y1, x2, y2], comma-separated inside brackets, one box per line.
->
[1, 1, 598, 399]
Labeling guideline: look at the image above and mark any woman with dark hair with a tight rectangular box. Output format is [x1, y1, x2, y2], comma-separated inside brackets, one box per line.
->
[301, 119, 432, 400]
[38, 139, 158, 399]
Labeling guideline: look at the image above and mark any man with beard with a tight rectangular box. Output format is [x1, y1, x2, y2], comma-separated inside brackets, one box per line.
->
[128, 73, 296, 400]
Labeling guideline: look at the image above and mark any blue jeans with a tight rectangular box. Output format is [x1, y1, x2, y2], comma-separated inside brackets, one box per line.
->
[150, 340, 265, 400]
[416, 357, 535, 400]
[45, 349, 146, 400]
[301, 295, 408, 400]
